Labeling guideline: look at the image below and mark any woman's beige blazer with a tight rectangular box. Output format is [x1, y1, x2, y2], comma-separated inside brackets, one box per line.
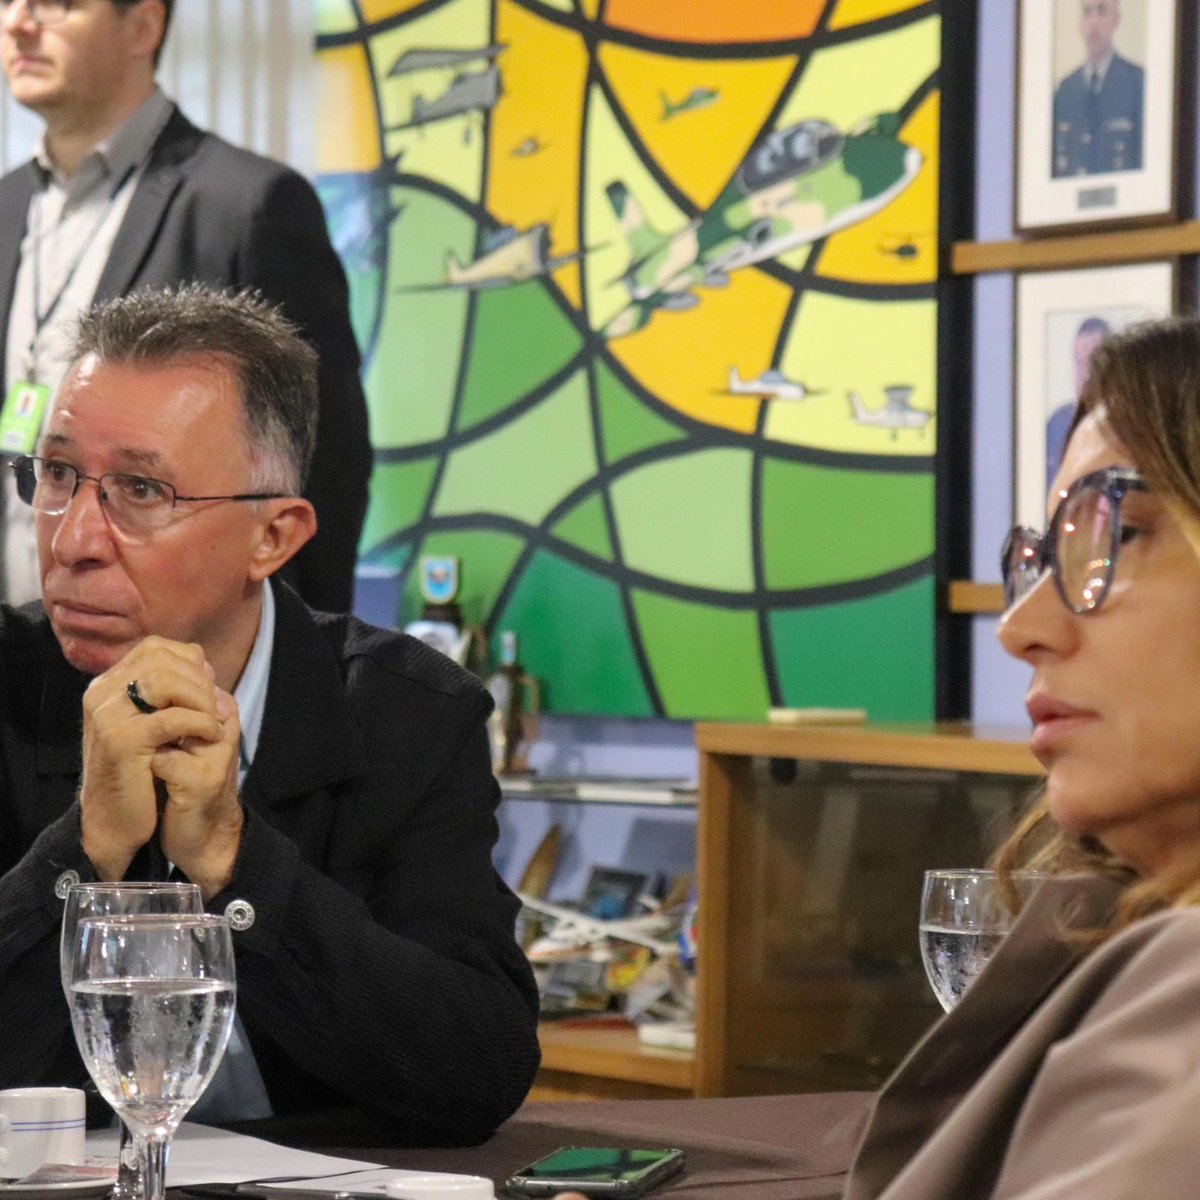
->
[844, 875, 1200, 1199]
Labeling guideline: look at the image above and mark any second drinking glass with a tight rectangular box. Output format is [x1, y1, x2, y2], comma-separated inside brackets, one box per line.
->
[60, 883, 203, 1200]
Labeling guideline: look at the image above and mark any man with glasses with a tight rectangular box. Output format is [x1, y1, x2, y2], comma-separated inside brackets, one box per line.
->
[0, 286, 540, 1141]
[0, 0, 371, 613]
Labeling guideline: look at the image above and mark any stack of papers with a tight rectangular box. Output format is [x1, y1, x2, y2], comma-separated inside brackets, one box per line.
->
[85, 1124, 380, 1188]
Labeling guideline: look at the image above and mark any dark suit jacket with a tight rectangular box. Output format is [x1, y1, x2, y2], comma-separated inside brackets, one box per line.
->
[0, 106, 372, 613]
[0, 583, 540, 1145]
[844, 875, 1200, 1199]
[1052, 53, 1144, 177]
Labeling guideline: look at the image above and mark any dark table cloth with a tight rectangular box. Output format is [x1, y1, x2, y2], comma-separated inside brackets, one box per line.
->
[230, 1092, 873, 1199]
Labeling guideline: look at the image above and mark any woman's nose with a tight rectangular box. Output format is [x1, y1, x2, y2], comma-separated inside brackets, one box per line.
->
[998, 568, 1077, 664]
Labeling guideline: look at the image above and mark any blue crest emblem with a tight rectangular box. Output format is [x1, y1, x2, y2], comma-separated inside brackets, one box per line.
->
[420, 555, 460, 604]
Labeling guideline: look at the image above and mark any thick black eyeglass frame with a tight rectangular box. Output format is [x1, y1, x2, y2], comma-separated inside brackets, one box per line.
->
[1000, 466, 1148, 615]
[9, 455, 288, 522]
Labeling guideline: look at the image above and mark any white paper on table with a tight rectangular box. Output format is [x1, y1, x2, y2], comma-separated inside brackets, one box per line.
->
[85, 1122, 383, 1186]
[259, 1168, 491, 1193]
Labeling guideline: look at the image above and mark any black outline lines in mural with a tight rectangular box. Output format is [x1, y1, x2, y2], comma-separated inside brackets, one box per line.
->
[315, 0, 939, 57]
[370, 510, 934, 612]
[580, 15, 666, 716]
[898, 65, 939, 125]
[324, 0, 940, 715]
[316, 0, 459, 50]
[503, 0, 939, 62]
[395, 167, 931, 309]
[374, 431, 932, 565]
[377, 347, 592, 463]
[367, 431, 936, 622]
[390, 0, 506, 602]
[470, 2, 668, 716]
[745, 0, 836, 710]
[587, 355, 666, 714]
[364, 198, 936, 477]
[589, 63, 698, 221]
[373, 372, 935, 475]
[372, 168, 926, 451]
[339, 0, 396, 371]
[751, 273, 816, 709]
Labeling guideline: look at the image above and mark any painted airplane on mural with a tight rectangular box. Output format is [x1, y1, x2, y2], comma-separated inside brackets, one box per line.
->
[602, 113, 923, 338]
[725, 366, 822, 401]
[848, 385, 933, 436]
[400, 223, 585, 291]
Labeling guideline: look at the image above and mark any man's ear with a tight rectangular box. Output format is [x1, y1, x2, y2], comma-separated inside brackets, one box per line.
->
[247, 499, 318, 582]
[123, 0, 167, 66]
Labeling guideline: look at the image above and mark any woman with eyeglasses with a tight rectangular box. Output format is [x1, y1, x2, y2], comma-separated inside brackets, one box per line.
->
[838, 316, 1200, 1198]
[540, 322, 1200, 1200]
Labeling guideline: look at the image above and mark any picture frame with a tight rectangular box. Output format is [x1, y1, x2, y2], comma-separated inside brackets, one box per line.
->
[579, 867, 648, 920]
[1013, 261, 1175, 529]
[1015, 0, 1179, 233]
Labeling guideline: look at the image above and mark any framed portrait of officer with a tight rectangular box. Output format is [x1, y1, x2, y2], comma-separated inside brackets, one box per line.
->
[1016, 0, 1179, 233]
[1014, 261, 1175, 529]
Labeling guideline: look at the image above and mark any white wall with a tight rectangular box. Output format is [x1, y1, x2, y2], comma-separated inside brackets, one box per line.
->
[0, 0, 316, 174]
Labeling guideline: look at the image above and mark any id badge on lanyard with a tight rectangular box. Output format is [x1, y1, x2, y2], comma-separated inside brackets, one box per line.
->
[1, 161, 139, 457]
[0, 379, 50, 453]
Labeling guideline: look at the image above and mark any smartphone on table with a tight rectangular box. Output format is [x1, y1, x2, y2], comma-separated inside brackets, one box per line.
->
[504, 1146, 684, 1198]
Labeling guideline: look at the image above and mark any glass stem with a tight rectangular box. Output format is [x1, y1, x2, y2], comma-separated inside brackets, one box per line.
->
[135, 1132, 170, 1200]
[113, 1120, 142, 1200]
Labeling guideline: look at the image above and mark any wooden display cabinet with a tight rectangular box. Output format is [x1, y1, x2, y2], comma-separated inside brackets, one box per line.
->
[529, 723, 1042, 1100]
[693, 722, 1042, 1097]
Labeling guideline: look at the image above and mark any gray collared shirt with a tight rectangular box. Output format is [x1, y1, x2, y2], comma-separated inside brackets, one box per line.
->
[2, 88, 173, 605]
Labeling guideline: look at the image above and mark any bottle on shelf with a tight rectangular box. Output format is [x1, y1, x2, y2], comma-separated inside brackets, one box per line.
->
[487, 630, 539, 775]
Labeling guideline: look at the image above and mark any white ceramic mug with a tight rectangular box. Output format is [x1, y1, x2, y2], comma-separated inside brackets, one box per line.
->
[0, 1087, 86, 1179]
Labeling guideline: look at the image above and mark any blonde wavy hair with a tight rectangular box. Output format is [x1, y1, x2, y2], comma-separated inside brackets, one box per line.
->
[994, 316, 1200, 933]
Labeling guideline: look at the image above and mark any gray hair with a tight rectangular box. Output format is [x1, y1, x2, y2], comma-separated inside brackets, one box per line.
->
[69, 285, 318, 494]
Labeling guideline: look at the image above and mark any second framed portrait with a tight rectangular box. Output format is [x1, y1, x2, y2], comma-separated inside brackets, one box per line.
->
[1016, 0, 1179, 233]
[1014, 260, 1175, 528]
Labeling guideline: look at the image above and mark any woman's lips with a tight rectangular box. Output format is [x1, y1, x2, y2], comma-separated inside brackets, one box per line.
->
[1026, 694, 1098, 758]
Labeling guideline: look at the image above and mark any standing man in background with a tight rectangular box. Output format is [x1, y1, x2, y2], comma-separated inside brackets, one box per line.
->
[0, 0, 371, 612]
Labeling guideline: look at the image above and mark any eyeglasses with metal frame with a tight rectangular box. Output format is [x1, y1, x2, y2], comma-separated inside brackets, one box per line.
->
[0, 0, 77, 27]
[8, 455, 289, 538]
[2, 0, 152, 27]
[1001, 466, 1148, 615]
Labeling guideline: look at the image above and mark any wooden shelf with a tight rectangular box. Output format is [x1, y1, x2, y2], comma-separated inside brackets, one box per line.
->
[693, 722, 1044, 1099]
[694, 721, 1042, 777]
[537, 1022, 695, 1091]
[947, 580, 1004, 614]
[952, 220, 1200, 276]
[531, 727, 1042, 1101]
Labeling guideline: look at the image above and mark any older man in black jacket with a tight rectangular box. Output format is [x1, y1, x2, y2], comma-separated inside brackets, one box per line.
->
[0, 286, 538, 1144]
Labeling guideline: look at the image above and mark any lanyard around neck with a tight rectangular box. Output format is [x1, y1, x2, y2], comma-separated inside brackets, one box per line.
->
[25, 160, 138, 380]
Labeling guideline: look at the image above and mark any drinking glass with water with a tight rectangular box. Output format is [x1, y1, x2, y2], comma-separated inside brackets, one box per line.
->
[60, 882, 203, 1200]
[919, 869, 1042, 1011]
[67, 914, 235, 1200]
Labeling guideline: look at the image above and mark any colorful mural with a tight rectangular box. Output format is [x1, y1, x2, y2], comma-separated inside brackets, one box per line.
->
[315, 0, 941, 720]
